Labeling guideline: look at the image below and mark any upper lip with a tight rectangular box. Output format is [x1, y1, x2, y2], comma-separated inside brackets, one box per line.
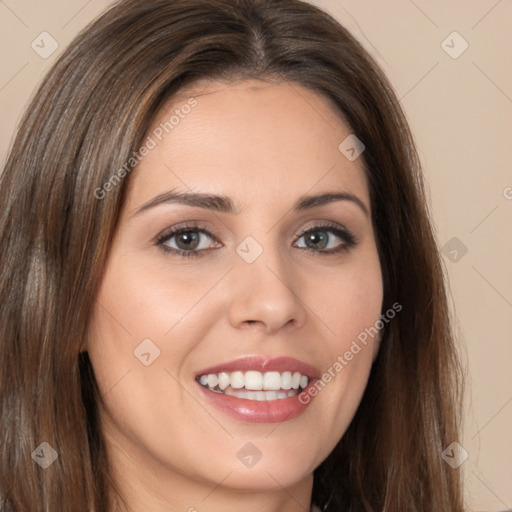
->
[195, 356, 320, 380]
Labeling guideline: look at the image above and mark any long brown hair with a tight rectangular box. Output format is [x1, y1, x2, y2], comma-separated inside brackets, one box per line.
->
[0, 0, 465, 510]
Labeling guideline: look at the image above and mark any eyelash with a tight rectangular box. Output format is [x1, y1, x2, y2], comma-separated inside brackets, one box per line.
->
[155, 222, 358, 258]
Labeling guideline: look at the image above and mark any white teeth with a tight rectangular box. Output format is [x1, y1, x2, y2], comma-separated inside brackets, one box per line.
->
[230, 371, 244, 389]
[198, 370, 310, 400]
[262, 371, 281, 390]
[244, 371, 263, 390]
[207, 374, 218, 388]
[224, 388, 300, 401]
[265, 390, 278, 400]
[291, 371, 301, 389]
[281, 371, 292, 389]
[218, 372, 230, 390]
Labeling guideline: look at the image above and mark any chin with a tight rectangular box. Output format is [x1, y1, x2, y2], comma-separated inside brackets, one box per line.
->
[220, 462, 314, 492]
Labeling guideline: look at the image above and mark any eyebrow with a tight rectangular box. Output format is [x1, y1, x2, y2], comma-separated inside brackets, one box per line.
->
[133, 189, 369, 217]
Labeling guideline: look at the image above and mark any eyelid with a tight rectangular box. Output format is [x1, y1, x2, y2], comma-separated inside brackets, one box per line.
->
[155, 221, 220, 245]
[294, 220, 352, 238]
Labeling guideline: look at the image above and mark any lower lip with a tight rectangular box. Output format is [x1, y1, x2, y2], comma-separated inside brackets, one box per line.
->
[197, 383, 316, 423]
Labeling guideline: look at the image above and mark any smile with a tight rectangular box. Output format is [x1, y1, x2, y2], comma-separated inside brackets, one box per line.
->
[197, 370, 310, 401]
[195, 357, 318, 423]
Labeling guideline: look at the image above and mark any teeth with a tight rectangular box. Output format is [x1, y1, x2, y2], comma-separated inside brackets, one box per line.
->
[291, 371, 301, 389]
[198, 370, 310, 399]
[218, 372, 230, 390]
[281, 371, 292, 389]
[230, 371, 244, 389]
[245, 370, 263, 390]
[265, 390, 278, 400]
[207, 374, 218, 388]
[224, 388, 300, 401]
[262, 371, 281, 390]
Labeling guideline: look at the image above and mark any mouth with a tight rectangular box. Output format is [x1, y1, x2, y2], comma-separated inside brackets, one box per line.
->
[197, 370, 310, 401]
[195, 357, 318, 423]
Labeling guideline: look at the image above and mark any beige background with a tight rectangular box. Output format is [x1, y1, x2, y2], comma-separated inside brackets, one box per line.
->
[0, 1, 511, 510]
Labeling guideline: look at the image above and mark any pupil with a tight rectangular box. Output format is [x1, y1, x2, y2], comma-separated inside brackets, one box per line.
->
[307, 231, 327, 249]
[177, 232, 198, 250]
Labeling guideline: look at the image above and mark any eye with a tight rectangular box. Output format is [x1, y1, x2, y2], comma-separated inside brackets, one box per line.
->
[156, 225, 220, 257]
[155, 221, 357, 258]
[294, 223, 357, 254]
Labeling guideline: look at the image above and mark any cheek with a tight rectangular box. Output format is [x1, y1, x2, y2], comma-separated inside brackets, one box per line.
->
[84, 251, 225, 427]
[301, 247, 383, 447]
[84, 259, 216, 476]
[88, 250, 221, 356]
[84, 255, 178, 402]
[317, 247, 383, 348]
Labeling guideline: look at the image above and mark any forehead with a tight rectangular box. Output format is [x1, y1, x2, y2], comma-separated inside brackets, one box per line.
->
[124, 79, 369, 213]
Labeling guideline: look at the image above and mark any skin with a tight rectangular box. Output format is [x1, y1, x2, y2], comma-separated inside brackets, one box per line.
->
[84, 79, 383, 512]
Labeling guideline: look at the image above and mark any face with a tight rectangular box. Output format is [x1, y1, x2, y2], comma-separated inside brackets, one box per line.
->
[85, 79, 383, 507]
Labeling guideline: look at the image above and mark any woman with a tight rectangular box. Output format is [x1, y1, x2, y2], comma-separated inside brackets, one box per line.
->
[0, 0, 465, 510]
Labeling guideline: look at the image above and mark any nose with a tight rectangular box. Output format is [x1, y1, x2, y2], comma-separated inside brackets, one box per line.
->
[227, 245, 307, 335]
